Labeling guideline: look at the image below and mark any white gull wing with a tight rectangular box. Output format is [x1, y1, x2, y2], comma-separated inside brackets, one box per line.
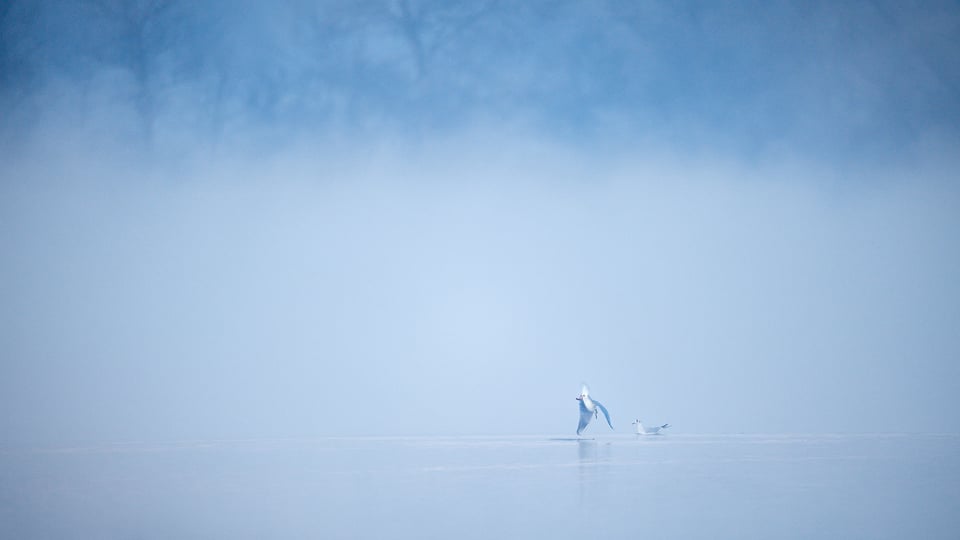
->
[594, 400, 614, 430]
[577, 400, 593, 435]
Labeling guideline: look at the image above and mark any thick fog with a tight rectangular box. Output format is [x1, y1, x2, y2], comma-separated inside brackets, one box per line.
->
[1, 1, 959, 444]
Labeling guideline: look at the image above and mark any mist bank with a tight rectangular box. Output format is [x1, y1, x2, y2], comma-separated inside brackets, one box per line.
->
[1, 141, 958, 444]
[2, 0, 959, 444]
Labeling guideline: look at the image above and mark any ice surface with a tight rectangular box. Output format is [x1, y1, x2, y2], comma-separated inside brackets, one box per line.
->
[2, 434, 958, 539]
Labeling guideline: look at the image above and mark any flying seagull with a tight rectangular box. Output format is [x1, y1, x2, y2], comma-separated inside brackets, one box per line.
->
[632, 420, 670, 435]
[576, 384, 614, 436]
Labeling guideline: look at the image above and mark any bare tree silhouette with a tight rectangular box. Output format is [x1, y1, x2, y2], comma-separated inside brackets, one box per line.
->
[83, 0, 178, 144]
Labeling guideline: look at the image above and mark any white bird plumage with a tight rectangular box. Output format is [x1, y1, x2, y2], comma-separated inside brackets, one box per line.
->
[576, 384, 614, 436]
[632, 419, 670, 435]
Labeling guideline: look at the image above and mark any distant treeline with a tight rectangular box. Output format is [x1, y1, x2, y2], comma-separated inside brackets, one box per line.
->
[1, 0, 958, 154]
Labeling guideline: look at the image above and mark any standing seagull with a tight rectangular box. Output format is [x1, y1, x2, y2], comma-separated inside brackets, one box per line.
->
[632, 420, 670, 435]
[576, 384, 614, 436]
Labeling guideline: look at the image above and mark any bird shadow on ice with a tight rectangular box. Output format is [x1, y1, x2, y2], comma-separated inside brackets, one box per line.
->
[577, 439, 597, 461]
[576, 439, 613, 504]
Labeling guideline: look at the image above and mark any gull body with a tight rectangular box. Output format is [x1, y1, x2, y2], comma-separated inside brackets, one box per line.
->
[633, 420, 670, 435]
[576, 384, 614, 436]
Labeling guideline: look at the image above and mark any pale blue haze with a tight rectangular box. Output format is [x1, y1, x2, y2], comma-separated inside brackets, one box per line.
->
[1, 1, 959, 538]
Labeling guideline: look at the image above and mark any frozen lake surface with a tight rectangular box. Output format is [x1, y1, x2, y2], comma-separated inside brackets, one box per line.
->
[2, 434, 958, 539]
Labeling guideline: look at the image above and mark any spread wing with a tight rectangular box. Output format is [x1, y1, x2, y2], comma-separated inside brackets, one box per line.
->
[576, 400, 593, 435]
[594, 400, 614, 430]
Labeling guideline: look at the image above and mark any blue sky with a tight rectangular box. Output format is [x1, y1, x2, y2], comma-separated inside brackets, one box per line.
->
[1, 1, 958, 443]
